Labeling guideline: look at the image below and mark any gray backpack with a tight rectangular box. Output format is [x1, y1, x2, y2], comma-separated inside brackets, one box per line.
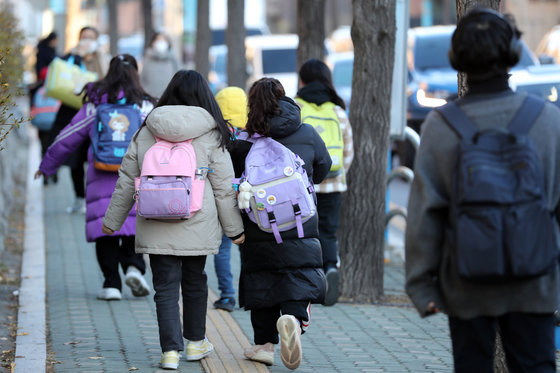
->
[436, 95, 558, 282]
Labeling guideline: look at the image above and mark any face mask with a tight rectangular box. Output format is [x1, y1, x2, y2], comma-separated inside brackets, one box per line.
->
[153, 40, 169, 54]
[77, 39, 98, 55]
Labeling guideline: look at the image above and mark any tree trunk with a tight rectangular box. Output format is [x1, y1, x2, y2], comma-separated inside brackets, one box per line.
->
[142, 0, 153, 50]
[296, 0, 326, 70]
[338, 0, 396, 303]
[195, 0, 211, 80]
[455, 0, 501, 97]
[455, 2, 507, 372]
[107, 0, 118, 56]
[226, 0, 246, 88]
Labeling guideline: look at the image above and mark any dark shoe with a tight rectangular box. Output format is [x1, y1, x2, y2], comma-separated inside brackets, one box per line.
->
[323, 268, 339, 306]
[213, 297, 235, 312]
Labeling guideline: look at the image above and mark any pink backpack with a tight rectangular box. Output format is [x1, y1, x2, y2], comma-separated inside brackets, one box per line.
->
[134, 138, 206, 219]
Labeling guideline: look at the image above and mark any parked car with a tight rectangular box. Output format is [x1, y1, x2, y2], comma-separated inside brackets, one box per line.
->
[245, 34, 299, 97]
[399, 25, 542, 167]
[211, 26, 269, 46]
[536, 25, 560, 64]
[509, 64, 560, 107]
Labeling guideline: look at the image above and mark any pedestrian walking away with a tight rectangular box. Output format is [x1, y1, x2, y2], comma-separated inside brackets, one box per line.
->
[230, 78, 331, 370]
[405, 8, 560, 373]
[103, 70, 245, 371]
[213, 86, 249, 312]
[35, 54, 155, 302]
[30, 31, 59, 166]
[46, 26, 111, 214]
[295, 59, 354, 306]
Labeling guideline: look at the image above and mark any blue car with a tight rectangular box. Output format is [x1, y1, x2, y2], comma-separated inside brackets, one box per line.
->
[399, 25, 540, 167]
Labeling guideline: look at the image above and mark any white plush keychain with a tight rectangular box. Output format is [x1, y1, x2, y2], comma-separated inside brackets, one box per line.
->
[238, 181, 252, 209]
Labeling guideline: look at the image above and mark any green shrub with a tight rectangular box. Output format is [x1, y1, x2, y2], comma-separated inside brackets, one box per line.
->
[0, 4, 26, 150]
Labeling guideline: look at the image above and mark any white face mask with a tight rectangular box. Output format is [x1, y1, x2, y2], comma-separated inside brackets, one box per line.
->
[77, 39, 98, 55]
[153, 40, 169, 54]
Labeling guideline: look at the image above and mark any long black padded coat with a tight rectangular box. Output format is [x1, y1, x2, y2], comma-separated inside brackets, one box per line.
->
[230, 97, 332, 309]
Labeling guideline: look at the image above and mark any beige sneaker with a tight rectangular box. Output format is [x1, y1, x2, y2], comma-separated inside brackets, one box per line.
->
[277, 315, 302, 370]
[244, 342, 274, 365]
[186, 337, 214, 361]
[160, 350, 180, 370]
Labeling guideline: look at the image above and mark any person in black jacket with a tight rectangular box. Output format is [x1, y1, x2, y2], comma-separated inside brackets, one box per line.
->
[229, 78, 331, 370]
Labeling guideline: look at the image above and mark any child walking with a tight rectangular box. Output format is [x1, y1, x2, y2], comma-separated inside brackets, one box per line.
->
[229, 78, 331, 370]
[212, 86, 248, 312]
[35, 54, 154, 301]
[102, 70, 245, 370]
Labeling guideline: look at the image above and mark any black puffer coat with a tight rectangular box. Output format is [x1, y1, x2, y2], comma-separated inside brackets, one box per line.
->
[230, 97, 332, 309]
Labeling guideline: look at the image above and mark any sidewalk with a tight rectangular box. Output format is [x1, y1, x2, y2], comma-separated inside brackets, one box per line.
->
[38, 166, 454, 373]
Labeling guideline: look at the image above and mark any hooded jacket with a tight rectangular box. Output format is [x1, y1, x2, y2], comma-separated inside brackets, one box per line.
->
[39, 92, 154, 242]
[215, 87, 248, 129]
[229, 97, 332, 309]
[103, 105, 244, 256]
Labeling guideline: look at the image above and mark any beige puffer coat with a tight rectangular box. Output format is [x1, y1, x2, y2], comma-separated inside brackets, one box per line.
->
[103, 105, 244, 256]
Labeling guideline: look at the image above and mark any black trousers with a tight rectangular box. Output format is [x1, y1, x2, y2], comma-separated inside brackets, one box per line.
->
[95, 236, 145, 290]
[251, 301, 310, 345]
[149, 254, 208, 352]
[449, 313, 556, 373]
[317, 192, 342, 271]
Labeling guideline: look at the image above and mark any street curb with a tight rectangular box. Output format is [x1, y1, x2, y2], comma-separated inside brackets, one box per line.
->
[14, 127, 46, 373]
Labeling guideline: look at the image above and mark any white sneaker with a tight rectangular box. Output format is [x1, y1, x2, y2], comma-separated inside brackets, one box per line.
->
[66, 197, 86, 214]
[97, 287, 122, 300]
[277, 315, 302, 370]
[125, 266, 150, 297]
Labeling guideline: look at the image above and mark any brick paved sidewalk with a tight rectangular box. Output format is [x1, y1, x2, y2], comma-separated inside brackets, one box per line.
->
[44, 167, 455, 372]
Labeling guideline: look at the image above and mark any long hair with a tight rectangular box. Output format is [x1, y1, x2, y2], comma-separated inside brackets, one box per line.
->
[298, 58, 346, 110]
[154, 70, 232, 149]
[246, 78, 285, 137]
[83, 54, 156, 106]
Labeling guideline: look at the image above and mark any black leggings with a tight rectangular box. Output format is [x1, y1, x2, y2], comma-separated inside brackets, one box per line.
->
[95, 236, 145, 290]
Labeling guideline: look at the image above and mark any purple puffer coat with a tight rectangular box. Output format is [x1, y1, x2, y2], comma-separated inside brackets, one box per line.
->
[40, 96, 154, 242]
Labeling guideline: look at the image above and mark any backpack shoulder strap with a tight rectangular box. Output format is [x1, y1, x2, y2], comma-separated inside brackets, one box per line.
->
[435, 101, 477, 142]
[507, 94, 546, 135]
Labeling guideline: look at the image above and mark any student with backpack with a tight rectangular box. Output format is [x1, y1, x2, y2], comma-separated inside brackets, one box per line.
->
[46, 26, 111, 213]
[295, 59, 354, 306]
[102, 70, 245, 370]
[35, 54, 154, 301]
[230, 78, 331, 370]
[211, 86, 249, 312]
[405, 8, 560, 372]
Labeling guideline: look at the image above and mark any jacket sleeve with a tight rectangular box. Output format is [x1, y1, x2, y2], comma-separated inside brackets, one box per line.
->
[405, 111, 449, 317]
[208, 144, 244, 238]
[336, 106, 354, 172]
[311, 127, 332, 184]
[39, 103, 96, 176]
[102, 139, 140, 231]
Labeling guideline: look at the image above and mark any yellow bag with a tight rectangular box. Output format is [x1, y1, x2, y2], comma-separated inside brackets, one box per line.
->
[45, 57, 98, 109]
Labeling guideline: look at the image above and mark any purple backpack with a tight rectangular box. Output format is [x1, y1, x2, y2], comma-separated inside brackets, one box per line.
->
[236, 133, 316, 243]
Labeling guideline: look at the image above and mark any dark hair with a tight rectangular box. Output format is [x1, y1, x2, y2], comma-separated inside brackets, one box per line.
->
[79, 26, 99, 39]
[83, 54, 156, 106]
[246, 78, 285, 137]
[299, 59, 346, 110]
[149, 32, 172, 49]
[450, 8, 522, 76]
[154, 70, 232, 149]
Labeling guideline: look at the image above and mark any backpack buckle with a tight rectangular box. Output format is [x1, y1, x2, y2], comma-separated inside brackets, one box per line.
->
[293, 203, 301, 215]
[267, 211, 276, 224]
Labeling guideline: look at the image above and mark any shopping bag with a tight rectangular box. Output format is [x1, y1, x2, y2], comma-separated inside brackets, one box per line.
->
[30, 86, 60, 131]
[45, 57, 98, 109]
